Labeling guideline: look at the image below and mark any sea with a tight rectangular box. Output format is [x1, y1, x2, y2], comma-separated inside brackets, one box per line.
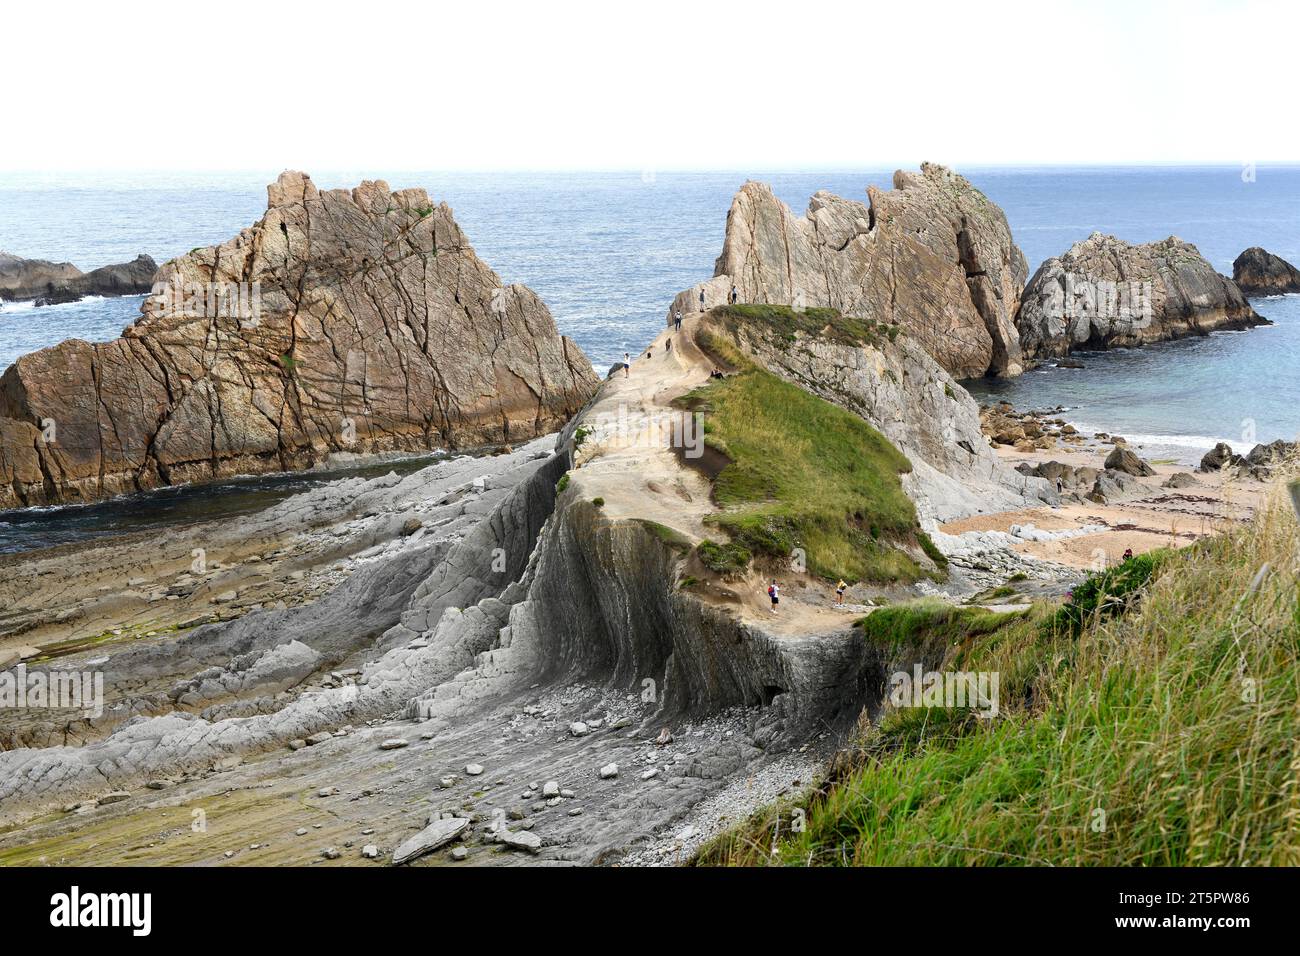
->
[1, 165, 1297, 550]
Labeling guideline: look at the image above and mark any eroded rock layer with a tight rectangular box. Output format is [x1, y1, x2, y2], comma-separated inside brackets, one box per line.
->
[0, 172, 598, 508]
[669, 163, 1029, 379]
[1016, 233, 1267, 359]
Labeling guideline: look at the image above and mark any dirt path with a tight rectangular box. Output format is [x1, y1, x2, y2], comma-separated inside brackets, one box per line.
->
[567, 315, 893, 637]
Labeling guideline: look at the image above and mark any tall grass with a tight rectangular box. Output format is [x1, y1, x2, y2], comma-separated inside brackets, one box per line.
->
[697, 484, 1300, 865]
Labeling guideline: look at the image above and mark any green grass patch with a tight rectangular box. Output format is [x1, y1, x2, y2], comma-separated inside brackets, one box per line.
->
[674, 344, 936, 585]
[696, 540, 752, 576]
[1048, 550, 1168, 638]
[636, 519, 692, 553]
[714, 304, 900, 351]
[856, 598, 1028, 649]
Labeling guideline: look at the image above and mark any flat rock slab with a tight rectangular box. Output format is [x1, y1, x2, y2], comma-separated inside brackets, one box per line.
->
[497, 829, 542, 854]
[392, 817, 469, 865]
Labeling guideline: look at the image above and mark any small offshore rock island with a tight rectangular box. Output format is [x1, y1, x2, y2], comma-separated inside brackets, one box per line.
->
[0, 161, 1297, 870]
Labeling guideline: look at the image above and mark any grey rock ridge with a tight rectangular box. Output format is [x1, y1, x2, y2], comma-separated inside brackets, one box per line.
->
[0, 172, 598, 508]
[0, 251, 158, 304]
[1016, 233, 1267, 359]
[668, 163, 1029, 379]
[1232, 246, 1300, 297]
[0, 432, 902, 864]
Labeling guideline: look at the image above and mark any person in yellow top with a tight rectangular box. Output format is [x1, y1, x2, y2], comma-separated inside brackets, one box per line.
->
[835, 579, 848, 605]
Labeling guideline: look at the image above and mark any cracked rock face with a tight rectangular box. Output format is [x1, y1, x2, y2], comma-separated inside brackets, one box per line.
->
[669, 163, 1029, 379]
[0, 171, 598, 508]
[1232, 246, 1300, 297]
[1016, 233, 1267, 359]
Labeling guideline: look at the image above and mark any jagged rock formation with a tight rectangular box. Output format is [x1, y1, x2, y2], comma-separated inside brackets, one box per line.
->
[1016, 233, 1267, 359]
[1198, 438, 1297, 481]
[1232, 247, 1300, 296]
[0, 172, 598, 509]
[0, 251, 158, 305]
[668, 164, 1029, 379]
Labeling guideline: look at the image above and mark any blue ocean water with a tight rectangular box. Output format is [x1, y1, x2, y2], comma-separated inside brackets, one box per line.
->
[1, 166, 1298, 466]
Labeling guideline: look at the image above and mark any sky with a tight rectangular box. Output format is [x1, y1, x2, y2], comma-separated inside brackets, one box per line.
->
[3, 0, 1297, 171]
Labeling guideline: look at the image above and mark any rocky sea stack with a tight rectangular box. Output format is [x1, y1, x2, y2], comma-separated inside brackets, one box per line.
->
[670, 163, 1029, 379]
[0, 251, 157, 305]
[0, 172, 598, 508]
[1232, 246, 1300, 297]
[1016, 233, 1267, 360]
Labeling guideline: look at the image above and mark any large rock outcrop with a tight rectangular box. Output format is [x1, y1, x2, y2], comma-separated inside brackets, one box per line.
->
[1232, 246, 1300, 297]
[668, 163, 1029, 379]
[0, 172, 598, 508]
[1016, 233, 1267, 359]
[0, 251, 157, 305]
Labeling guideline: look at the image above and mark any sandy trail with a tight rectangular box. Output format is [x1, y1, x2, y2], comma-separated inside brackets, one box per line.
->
[568, 315, 872, 637]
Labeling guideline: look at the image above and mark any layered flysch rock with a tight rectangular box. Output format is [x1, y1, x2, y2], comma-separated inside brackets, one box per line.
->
[0, 172, 598, 508]
[1232, 246, 1300, 297]
[668, 163, 1029, 379]
[0, 251, 157, 305]
[1016, 233, 1267, 359]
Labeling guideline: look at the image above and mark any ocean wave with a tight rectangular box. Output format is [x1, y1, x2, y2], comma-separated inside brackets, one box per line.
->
[0, 293, 145, 314]
[1067, 423, 1236, 453]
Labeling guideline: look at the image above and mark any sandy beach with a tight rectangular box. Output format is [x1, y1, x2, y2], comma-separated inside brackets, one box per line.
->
[941, 428, 1268, 571]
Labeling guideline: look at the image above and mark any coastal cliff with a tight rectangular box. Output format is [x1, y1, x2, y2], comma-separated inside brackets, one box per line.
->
[0, 172, 598, 508]
[0, 251, 158, 305]
[1233, 246, 1300, 297]
[1016, 233, 1267, 359]
[665, 166, 1051, 523]
[668, 163, 1029, 379]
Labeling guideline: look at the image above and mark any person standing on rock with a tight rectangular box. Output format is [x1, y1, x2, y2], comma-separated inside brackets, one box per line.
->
[674, 310, 682, 331]
[835, 579, 847, 605]
[730, 284, 739, 305]
[699, 289, 706, 312]
[624, 352, 631, 378]
[767, 579, 780, 613]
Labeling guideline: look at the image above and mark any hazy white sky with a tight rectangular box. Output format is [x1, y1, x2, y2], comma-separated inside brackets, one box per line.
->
[4, 0, 1297, 170]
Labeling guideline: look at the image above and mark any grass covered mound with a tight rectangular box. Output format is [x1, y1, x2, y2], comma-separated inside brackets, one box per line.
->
[695, 487, 1300, 865]
[676, 330, 942, 584]
[714, 304, 901, 351]
[857, 599, 1029, 649]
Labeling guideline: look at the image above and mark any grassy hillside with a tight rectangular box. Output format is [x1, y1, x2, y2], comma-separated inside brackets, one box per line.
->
[696, 485, 1300, 865]
[714, 303, 901, 351]
[676, 328, 943, 584]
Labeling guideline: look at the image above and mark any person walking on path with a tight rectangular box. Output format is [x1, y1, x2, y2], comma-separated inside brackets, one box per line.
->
[674, 310, 682, 331]
[767, 579, 780, 613]
[624, 352, 631, 378]
[698, 288, 706, 313]
[835, 579, 847, 605]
